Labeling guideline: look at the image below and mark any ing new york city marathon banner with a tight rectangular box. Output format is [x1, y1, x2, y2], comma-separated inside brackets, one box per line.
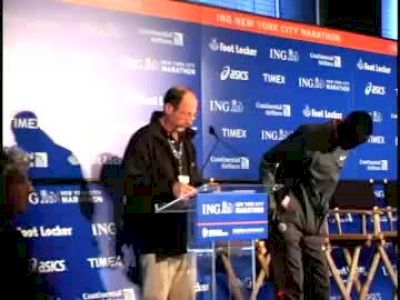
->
[3, 0, 397, 299]
[200, 25, 397, 181]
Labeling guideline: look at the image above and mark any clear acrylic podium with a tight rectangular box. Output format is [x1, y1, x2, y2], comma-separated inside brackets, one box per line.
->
[155, 183, 282, 299]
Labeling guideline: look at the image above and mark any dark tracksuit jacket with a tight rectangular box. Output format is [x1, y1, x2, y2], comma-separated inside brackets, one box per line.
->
[122, 112, 202, 257]
[259, 120, 349, 299]
[260, 120, 349, 233]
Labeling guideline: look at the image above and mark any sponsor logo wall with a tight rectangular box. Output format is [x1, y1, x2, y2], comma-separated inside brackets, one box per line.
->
[15, 183, 137, 299]
[201, 28, 396, 181]
[4, 0, 397, 299]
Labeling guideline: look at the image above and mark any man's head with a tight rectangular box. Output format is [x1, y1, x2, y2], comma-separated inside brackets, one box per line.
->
[337, 111, 373, 150]
[163, 86, 198, 132]
[1, 146, 33, 215]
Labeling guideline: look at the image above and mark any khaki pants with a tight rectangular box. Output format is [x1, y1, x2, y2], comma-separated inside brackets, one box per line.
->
[140, 253, 196, 300]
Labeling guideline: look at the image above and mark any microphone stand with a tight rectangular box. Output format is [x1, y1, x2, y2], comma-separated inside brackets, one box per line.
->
[200, 133, 220, 180]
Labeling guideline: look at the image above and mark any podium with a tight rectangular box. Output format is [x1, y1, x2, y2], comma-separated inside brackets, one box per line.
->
[155, 183, 282, 300]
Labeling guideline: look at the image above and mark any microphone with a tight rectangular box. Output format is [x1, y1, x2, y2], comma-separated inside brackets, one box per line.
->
[208, 126, 244, 157]
[208, 126, 217, 136]
[200, 126, 246, 179]
[200, 127, 220, 179]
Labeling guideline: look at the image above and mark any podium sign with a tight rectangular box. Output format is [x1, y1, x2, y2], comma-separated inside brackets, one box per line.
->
[195, 191, 268, 243]
[156, 183, 276, 300]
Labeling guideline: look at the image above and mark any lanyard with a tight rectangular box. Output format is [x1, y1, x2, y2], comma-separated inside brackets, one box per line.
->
[167, 138, 184, 175]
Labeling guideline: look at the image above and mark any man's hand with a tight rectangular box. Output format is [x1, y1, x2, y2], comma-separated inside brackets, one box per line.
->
[281, 194, 291, 209]
[207, 178, 221, 191]
[172, 182, 198, 200]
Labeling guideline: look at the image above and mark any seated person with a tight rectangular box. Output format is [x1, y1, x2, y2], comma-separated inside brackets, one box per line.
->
[0, 146, 52, 299]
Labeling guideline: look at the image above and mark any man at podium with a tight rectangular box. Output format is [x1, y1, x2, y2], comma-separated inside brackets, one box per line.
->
[122, 86, 202, 300]
[260, 111, 373, 299]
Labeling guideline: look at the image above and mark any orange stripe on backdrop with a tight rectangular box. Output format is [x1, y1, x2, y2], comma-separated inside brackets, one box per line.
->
[63, 0, 397, 56]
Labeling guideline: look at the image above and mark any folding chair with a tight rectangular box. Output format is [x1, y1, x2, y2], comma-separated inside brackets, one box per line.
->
[324, 180, 399, 299]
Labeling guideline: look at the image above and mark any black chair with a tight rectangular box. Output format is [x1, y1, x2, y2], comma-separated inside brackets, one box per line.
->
[384, 180, 398, 208]
[330, 180, 376, 209]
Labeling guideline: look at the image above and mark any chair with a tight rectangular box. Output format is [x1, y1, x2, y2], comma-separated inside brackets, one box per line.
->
[325, 180, 398, 299]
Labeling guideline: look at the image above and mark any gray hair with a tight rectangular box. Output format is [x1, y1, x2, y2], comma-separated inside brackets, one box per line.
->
[1, 146, 30, 181]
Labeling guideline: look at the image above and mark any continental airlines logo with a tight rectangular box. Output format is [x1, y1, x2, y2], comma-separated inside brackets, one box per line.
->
[27, 152, 78, 168]
[82, 289, 136, 300]
[28, 152, 48, 168]
[357, 58, 391, 74]
[208, 38, 257, 57]
[309, 52, 342, 68]
[359, 159, 389, 171]
[210, 156, 250, 170]
[255, 102, 291, 117]
[220, 66, 249, 81]
[298, 77, 350, 92]
[138, 28, 184, 46]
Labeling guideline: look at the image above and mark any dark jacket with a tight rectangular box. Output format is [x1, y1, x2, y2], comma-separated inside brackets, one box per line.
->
[0, 216, 51, 299]
[260, 120, 348, 233]
[122, 111, 202, 256]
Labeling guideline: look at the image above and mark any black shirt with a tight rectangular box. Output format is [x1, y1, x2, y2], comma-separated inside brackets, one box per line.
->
[122, 112, 202, 256]
[0, 216, 51, 299]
